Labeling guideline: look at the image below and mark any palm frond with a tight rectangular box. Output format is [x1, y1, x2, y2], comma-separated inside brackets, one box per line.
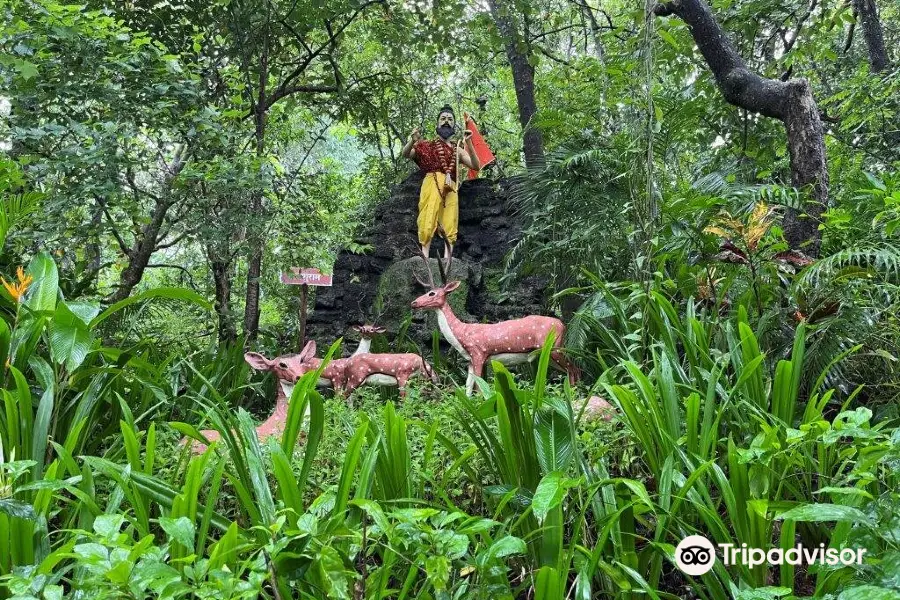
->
[796, 244, 900, 289]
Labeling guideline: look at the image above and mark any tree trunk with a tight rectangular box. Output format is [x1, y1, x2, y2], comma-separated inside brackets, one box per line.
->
[71, 200, 104, 297]
[87, 200, 102, 275]
[106, 197, 173, 304]
[580, 3, 607, 61]
[783, 80, 828, 254]
[655, 0, 829, 255]
[487, 0, 545, 169]
[854, 0, 889, 72]
[242, 138, 264, 341]
[242, 219, 262, 341]
[208, 247, 236, 344]
[243, 39, 269, 343]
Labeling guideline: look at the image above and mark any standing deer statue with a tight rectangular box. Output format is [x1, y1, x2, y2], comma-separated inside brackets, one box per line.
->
[411, 280, 578, 395]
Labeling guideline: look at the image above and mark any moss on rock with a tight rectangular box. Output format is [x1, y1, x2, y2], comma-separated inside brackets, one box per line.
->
[374, 257, 479, 332]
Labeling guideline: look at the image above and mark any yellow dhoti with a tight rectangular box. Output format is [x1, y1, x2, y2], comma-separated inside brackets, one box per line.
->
[417, 172, 458, 247]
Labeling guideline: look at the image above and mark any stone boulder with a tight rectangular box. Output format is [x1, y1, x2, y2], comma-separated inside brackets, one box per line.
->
[374, 257, 477, 329]
[306, 172, 547, 349]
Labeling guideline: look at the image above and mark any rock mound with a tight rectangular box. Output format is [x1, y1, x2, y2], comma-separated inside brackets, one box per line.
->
[307, 172, 545, 347]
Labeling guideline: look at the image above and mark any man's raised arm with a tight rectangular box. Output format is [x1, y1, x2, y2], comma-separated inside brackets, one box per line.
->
[401, 128, 420, 160]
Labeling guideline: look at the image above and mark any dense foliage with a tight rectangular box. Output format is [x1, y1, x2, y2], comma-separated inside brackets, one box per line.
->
[1, 0, 899, 597]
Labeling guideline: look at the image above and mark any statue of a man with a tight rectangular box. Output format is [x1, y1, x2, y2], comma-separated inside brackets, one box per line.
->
[401, 105, 481, 263]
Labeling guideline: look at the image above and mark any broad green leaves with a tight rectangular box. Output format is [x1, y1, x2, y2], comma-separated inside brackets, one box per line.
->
[90, 287, 211, 328]
[24, 251, 58, 313]
[158, 517, 196, 552]
[49, 301, 94, 371]
[532, 471, 580, 524]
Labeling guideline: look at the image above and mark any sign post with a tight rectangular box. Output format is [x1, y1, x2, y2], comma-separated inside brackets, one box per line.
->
[280, 268, 333, 351]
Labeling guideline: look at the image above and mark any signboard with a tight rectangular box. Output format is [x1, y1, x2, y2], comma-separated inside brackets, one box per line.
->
[281, 268, 333, 351]
[280, 267, 333, 287]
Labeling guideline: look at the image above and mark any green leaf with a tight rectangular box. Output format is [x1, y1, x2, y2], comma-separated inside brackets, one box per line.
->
[65, 301, 101, 325]
[0, 498, 37, 520]
[734, 587, 793, 600]
[534, 405, 574, 473]
[814, 487, 874, 500]
[775, 503, 874, 525]
[91, 287, 211, 328]
[159, 516, 196, 552]
[351, 499, 391, 533]
[532, 471, 579, 524]
[657, 28, 678, 49]
[837, 586, 900, 600]
[481, 535, 526, 565]
[15, 59, 38, 80]
[92, 514, 125, 538]
[24, 251, 58, 313]
[425, 555, 450, 592]
[475, 535, 528, 568]
[318, 545, 351, 600]
[49, 301, 94, 371]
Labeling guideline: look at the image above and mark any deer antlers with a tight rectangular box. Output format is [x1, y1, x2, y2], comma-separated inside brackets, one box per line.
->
[415, 252, 453, 288]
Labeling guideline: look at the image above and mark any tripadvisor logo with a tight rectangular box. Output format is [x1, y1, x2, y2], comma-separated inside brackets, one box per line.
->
[675, 535, 716, 576]
[675, 535, 868, 576]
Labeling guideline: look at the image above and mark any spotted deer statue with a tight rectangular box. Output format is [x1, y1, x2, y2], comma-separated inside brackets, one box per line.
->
[351, 324, 386, 356]
[294, 340, 436, 398]
[411, 280, 578, 395]
[187, 351, 308, 453]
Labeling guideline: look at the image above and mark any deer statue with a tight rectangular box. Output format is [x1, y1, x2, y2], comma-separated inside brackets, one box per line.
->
[186, 331, 434, 452]
[351, 324, 386, 356]
[187, 351, 309, 453]
[294, 340, 436, 398]
[411, 280, 578, 396]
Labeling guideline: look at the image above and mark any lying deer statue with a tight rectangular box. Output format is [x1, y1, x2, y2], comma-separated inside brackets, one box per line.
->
[187, 330, 434, 452]
[411, 280, 578, 396]
[293, 340, 436, 397]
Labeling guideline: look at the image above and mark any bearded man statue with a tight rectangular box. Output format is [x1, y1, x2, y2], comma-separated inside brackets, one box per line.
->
[401, 105, 481, 264]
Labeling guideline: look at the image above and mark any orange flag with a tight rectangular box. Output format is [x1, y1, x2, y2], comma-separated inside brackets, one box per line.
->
[465, 117, 495, 179]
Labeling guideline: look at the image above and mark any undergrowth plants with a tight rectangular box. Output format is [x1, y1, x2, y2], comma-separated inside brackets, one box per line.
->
[0, 249, 898, 600]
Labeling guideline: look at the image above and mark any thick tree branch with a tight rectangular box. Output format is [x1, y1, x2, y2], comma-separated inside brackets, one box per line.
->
[536, 45, 571, 66]
[264, 83, 338, 109]
[654, 0, 791, 119]
[324, 19, 343, 90]
[156, 229, 193, 250]
[783, 0, 818, 55]
[854, 0, 889, 72]
[529, 24, 579, 42]
[653, 0, 829, 254]
[843, 14, 857, 53]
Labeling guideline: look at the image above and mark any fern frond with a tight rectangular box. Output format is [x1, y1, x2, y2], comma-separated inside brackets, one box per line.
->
[796, 244, 900, 289]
